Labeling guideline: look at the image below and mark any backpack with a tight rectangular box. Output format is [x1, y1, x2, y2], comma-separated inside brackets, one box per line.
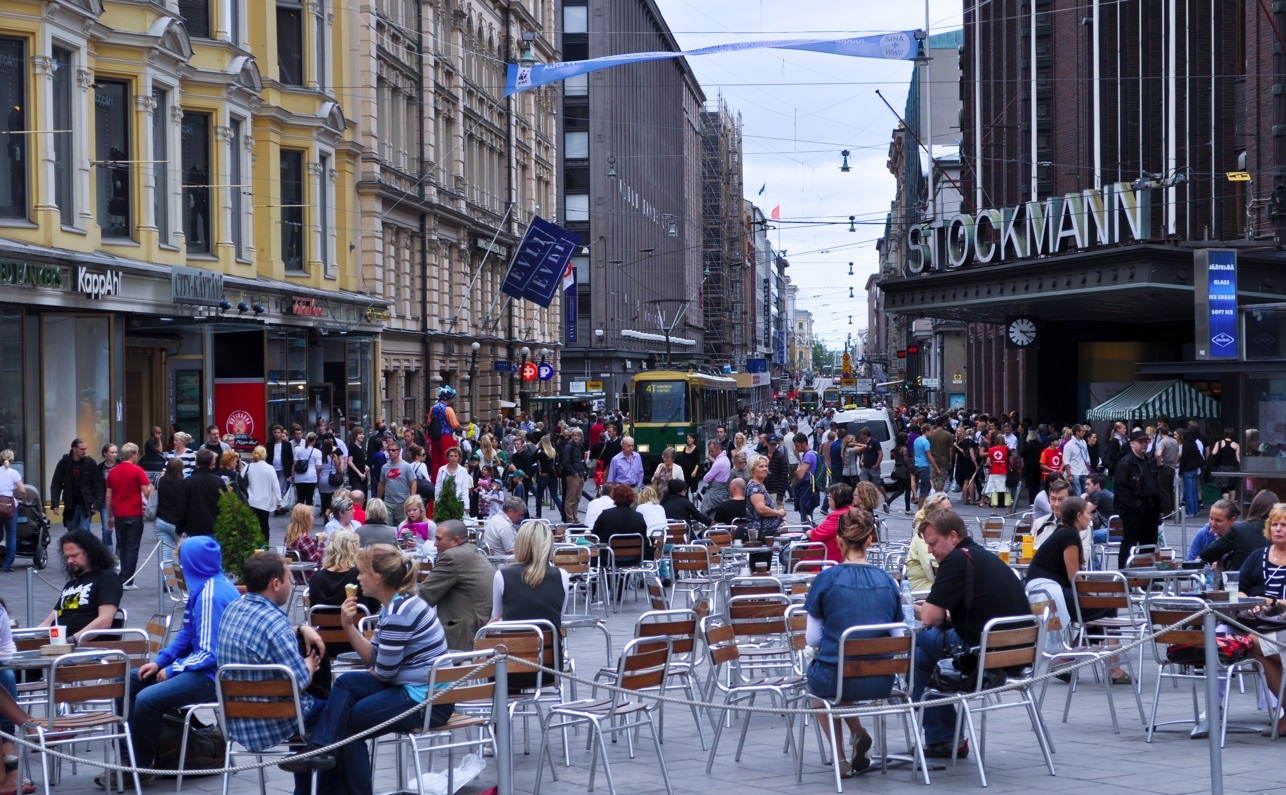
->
[427, 404, 444, 441]
[153, 711, 227, 773]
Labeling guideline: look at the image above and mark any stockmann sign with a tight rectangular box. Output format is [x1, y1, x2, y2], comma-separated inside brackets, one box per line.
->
[906, 182, 1152, 273]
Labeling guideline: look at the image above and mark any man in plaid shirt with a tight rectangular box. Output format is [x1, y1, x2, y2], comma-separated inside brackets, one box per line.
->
[216, 550, 331, 787]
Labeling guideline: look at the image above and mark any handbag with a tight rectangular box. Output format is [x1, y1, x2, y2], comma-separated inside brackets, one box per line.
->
[928, 646, 1007, 692]
[412, 463, 434, 501]
[0, 494, 13, 522]
[143, 487, 159, 522]
[1241, 602, 1286, 634]
[1166, 634, 1255, 666]
[293, 459, 310, 475]
[327, 471, 344, 488]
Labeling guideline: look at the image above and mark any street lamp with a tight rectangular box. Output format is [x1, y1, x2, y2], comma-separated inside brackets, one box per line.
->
[468, 341, 481, 420]
[519, 346, 531, 415]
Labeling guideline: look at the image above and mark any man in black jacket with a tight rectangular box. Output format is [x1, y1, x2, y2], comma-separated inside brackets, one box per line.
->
[1113, 429, 1162, 568]
[266, 425, 294, 515]
[182, 449, 227, 537]
[50, 438, 104, 532]
[763, 435, 791, 508]
[558, 428, 588, 523]
[660, 479, 711, 526]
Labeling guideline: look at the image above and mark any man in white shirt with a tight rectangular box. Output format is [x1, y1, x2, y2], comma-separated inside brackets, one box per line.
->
[583, 482, 617, 530]
[1064, 424, 1092, 494]
[481, 496, 525, 555]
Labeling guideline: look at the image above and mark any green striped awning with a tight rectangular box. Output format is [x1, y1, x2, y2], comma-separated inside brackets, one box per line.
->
[1085, 380, 1222, 422]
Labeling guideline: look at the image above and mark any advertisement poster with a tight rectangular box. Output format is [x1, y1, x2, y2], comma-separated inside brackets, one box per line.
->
[175, 370, 203, 435]
[214, 378, 265, 452]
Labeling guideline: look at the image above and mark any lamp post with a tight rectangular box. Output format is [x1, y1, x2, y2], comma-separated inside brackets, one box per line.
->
[519, 345, 531, 417]
[468, 341, 481, 421]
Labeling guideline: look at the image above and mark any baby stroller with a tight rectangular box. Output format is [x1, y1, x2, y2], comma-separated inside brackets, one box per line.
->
[5, 484, 52, 569]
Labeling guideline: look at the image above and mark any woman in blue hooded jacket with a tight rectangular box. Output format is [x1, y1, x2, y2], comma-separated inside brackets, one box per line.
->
[113, 536, 240, 784]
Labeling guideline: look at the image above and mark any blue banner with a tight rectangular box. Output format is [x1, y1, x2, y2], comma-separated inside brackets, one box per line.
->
[1207, 249, 1238, 359]
[778, 330, 788, 365]
[746, 358, 768, 373]
[500, 216, 581, 308]
[565, 269, 578, 343]
[505, 32, 920, 96]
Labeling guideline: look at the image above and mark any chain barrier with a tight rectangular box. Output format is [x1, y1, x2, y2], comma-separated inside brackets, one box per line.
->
[0, 604, 1224, 780]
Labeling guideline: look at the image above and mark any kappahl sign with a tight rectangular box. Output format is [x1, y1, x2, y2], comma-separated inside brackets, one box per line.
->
[76, 267, 121, 300]
[906, 182, 1152, 273]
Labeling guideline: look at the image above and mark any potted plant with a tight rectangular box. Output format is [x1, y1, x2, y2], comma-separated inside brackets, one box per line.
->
[214, 489, 265, 583]
[433, 474, 465, 522]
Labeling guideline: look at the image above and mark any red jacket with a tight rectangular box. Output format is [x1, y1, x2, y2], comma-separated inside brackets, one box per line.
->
[807, 506, 852, 562]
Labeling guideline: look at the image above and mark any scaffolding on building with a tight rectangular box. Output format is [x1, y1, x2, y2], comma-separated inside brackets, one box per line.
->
[701, 97, 746, 368]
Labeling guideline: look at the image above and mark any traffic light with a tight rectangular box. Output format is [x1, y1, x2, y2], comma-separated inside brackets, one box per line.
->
[896, 350, 906, 359]
[907, 345, 919, 355]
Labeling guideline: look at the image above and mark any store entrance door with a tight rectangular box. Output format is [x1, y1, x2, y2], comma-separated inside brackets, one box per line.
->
[124, 345, 166, 447]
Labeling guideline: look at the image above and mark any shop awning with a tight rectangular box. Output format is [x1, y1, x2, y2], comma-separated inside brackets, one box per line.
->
[1085, 379, 1222, 422]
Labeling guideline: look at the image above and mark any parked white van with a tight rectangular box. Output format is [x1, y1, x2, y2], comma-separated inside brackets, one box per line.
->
[830, 408, 899, 482]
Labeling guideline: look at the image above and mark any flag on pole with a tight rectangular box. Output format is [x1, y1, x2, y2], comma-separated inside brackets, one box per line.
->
[771, 206, 781, 221]
[758, 183, 766, 196]
[561, 259, 575, 292]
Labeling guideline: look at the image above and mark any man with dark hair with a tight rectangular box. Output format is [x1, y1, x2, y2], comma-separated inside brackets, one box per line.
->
[763, 435, 791, 508]
[1083, 473, 1115, 541]
[39, 529, 122, 641]
[183, 448, 227, 537]
[912, 510, 1031, 758]
[49, 438, 104, 532]
[793, 432, 820, 525]
[1198, 499, 1268, 571]
[418, 520, 493, 651]
[218, 550, 332, 781]
[203, 424, 231, 455]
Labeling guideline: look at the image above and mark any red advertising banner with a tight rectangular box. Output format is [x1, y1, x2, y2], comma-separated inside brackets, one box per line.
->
[214, 378, 266, 453]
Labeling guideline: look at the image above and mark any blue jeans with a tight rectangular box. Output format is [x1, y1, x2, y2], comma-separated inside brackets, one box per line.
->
[100, 510, 112, 548]
[309, 671, 453, 795]
[64, 505, 92, 533]
[153, 518, 180, 567]
[916, 466, 932, 497]
[1183, 470, 1201, 516]
[126, 670, 218, 767]
[1, 512, 16, 569]
[292, 698, 328, 795]
[913, 626, 964, 745]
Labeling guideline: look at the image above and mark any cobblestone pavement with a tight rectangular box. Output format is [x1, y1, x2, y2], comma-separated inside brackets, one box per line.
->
[8, 491, 1271, 794]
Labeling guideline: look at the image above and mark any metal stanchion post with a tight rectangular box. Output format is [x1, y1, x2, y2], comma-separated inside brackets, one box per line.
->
[25, 567, 34, 626]
[494, 655, 512, 795]
[1203, 611, 1222, 795]
[158, 552, 165, 617]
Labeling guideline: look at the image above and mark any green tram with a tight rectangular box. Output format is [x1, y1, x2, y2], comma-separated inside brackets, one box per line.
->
[630, 370, 738, 471]
[799, 389, 819, 412]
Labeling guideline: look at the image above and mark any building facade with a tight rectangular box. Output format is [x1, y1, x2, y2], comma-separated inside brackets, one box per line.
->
[557, 0, 705, 412]
[0, 0, 385, 494]
[876, 2, 1286, 438]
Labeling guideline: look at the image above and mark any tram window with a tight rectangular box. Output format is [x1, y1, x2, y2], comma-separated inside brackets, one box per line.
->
[636, 380, 687, 422]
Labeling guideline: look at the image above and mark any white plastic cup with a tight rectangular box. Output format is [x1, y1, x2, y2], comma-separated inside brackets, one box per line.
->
[1224, 572, 1240, 603]
[49, 625, 66, 644]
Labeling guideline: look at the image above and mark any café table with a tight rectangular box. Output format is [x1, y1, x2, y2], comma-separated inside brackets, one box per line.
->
[1119, 566, 1203, 595]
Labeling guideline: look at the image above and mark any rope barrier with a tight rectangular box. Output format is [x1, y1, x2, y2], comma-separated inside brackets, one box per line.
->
[0, 603, 1222, 784]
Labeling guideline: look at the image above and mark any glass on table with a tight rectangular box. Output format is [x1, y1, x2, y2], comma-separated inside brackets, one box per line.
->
[1223, 571, 1240, 602]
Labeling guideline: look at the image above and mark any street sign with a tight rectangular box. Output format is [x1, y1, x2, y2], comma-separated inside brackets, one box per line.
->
[587, 380, 604, 392]
[520, 362, 539, 381]
[952, 373, 963, 384]
[537, 362, 555, 381]
[839, 377, 857, 387]
[856, 377, 873, 393]
[569, 381, 586, 394]
[922, 377, 940, 388]
[493, 361, 514, 373]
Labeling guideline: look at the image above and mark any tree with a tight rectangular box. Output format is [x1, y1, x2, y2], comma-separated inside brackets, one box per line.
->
[811, 337, 833, 371]
[214, 489, 264, 582]
[433, 474, 465, 522]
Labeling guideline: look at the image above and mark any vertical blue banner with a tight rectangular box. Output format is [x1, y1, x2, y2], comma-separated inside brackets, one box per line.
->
[565, 269, 577, 344]
[1207, 250, 1238, 359]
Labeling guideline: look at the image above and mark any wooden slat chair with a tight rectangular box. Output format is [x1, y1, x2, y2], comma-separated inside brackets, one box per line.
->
[1014, 512, 1034, 538]
[377, 650, 505, 795]
[702, 615, 806, 774]
[669, 544, 718, 610]
[621, 610, 706, 749]
[553, 546, 612, 665]
[919, 615, 1054, 788]
[644, 574, 671, 611]
[76, 628, 151, 669]
[1143, 596, 1264, 746]
[783, 542, 827, 574]
[215, 664, 316, 795]
[417, 560, 433, 583]
[728, 576, 784, 600]
[791, 559, 836, 575]
[472, 622, 555, 755]
[11, 629, 52, 709]
[664, 522, 689, 548]
[607, 533, 652, 609]
[797, 623, 929, 792]
[1072, 571, 1149, 689]
[25, 650, 143, 795]
[726, 594, 795, 679]
[1106, 514, 1124, 543]
[307, 604, 371, 669]
[534, 638, 675, 795]
[977, 516, 1006, 546]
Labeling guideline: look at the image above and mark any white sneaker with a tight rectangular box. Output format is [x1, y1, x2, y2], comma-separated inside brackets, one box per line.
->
[122, 583, 140, 591]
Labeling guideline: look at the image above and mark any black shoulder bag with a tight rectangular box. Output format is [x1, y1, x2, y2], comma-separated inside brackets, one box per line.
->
[927, 547, 1009, 693]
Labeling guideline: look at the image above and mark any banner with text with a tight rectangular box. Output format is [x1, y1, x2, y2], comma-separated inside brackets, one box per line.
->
[565, 268, 578, 343]
[500, 216, 581, 308]
[1195, 249, 1238, 360]
[505, 32, 920, 96]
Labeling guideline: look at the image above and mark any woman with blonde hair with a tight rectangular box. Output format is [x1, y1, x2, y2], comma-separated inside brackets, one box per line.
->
[905, 492, 952, 591]
[0, 449, 24, 573]
[167, 432, 196, 476]
[285, 502, 326, 565]
[635, 485, 669, 534]
[298, 544, 451, 790]
[245, 445, 280, 539]
[535, 433, 563, 519]
[306, 530, 380, 649]
[491, 521, 570, 689]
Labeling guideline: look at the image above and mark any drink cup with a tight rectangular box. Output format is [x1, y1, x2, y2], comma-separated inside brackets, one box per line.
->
[999, 549, 1011, 564]
[1223, 572, 1240, 602]
[49, 625, 65, 644]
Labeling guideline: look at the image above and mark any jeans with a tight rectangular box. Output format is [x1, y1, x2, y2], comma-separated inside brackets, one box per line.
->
[916, 466, 933, 497]
[1, 512, 15, 569]
[276, 470, 290, 502]
[64, 505, 92, 533]
[535, 475, 563, 519]
[115, 516, 144, 584]
[100, 510, 112, 549]
[126, 670, 218, 767]
[913, 625, 964, 745]
[153, 518, 180, 567]
[309, 672, 453, 795]
[795, 481, 817, 525]
[292, 698, 328, 795]
[1182, 470, 1201, 516]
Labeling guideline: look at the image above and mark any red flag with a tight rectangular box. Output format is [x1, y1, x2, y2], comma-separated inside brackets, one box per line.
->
[770, 205, 781, 221]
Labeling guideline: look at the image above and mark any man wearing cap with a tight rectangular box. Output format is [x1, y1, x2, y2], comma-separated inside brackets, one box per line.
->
[427, 386, 461, 483]
[1114, 429, 1163, 568]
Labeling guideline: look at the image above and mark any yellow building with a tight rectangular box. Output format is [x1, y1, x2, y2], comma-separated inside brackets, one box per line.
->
[0, 0, 383, 493]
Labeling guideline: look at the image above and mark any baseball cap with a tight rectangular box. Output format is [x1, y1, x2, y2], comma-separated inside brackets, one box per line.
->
[767, 434, 781, 444]
[1128, 430, 1149, 442]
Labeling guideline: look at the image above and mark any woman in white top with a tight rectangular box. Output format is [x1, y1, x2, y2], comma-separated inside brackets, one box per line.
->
[292, 432, 323, 511]
[167, 432, 196, 476]
[651, 447, 685, 494]
[434, 446, 473, 507]
[324, 495, 364, 535]
[0, 450, 25, 572]
[244, 445, 281, 540]
[635, 486, 670, 534]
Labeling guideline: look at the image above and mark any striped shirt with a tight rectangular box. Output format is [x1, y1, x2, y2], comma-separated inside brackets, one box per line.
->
[372, 594, 449, 688]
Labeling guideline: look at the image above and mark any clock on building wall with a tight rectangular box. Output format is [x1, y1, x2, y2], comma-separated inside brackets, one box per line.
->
[1005, 317, 1038, 348]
